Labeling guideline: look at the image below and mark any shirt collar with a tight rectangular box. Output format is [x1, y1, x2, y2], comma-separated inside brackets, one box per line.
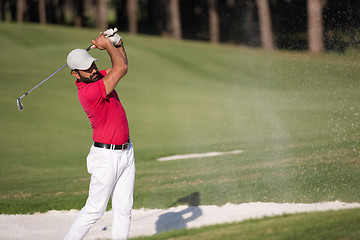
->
[75, 80, 88, 89]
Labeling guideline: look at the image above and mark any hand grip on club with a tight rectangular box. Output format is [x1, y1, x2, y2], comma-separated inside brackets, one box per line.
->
[86, 44, 95, 51]
[16, 44, 94, 111]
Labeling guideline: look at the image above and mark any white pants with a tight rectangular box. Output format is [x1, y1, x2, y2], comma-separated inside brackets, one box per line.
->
[64, 142, 135, 240]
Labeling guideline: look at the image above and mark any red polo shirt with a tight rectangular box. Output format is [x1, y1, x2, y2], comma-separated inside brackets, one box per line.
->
[75, 70, 129, 145]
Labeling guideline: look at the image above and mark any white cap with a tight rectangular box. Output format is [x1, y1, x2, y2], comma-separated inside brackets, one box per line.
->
[67, 49, 97, 70]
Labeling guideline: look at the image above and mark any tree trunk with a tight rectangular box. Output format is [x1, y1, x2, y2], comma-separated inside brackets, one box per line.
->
[39, 0, 47, 24]
[307, 0, 326, 53]
[0, 0, 3, 21]
[127, 0, 138, 34]
[255, 0, 274, 50]
[96, 0, 108, 30]
[244, 0, 258, 46]
[154, 0, 168, 37]
[58, 0, 66, 24]
[49, 0, 64, 24]
[208, 0, 219, 43]
[17, 0, 25, 22]
[72, 0, 84, 27]
[168, 0, 182, 39]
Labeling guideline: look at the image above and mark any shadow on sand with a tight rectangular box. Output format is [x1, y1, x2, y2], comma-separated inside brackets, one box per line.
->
[155, 192, 203, 234]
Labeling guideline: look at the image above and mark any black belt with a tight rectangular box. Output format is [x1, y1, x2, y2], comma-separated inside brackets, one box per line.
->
[93, 139, 130, 150]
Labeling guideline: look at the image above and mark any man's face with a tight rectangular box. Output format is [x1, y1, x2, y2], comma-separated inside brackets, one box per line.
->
[72, 62, 103, 83]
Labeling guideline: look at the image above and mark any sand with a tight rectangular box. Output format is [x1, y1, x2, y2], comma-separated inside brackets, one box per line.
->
[0, 201, 359, 240]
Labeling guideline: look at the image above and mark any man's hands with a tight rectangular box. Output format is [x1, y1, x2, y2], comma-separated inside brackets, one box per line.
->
[103, 28, 121, 45]
[91, 34, 112, 50]
[91, 28, 122, 50]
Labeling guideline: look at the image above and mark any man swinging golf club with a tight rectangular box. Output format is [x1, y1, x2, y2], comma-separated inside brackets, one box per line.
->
[64, 28, 134, 240]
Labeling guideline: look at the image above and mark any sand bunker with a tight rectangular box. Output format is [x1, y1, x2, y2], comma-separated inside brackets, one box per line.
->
[157, 150, 244, 161]
[0, 201, 359, 240]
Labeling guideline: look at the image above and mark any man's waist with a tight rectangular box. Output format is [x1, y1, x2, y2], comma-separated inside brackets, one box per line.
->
[92, 129, 129, 147]
[93, 138, 130, 150]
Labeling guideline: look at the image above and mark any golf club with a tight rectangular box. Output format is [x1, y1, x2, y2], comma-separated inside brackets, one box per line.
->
[16, 44, 94, 111]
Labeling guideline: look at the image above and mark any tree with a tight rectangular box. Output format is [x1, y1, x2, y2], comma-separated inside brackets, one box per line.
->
[127, 0, 138, 34]
[149, 0, 168, 36]
[208, 0, 219, 43]
[39, 0, 46, 24]
[244, 0, 258, 46]
[255, 0, 274, 50]
[71, 0, 84, 27]
[0, 0, 3, 21]
[96, 0, 108, 29]
[16, 0, 25, 22]
[48, 0, 66, 24]
[168, 0, 182, 39]
[307, 0, 326, 53]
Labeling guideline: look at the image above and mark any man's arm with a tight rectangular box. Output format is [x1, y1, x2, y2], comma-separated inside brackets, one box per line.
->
[105, 39, 128, 73]
[92, 35, 128, 95]
[116, 39, 128, 65]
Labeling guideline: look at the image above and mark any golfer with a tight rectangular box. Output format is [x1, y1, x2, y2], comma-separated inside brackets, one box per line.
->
[64, 29, 135, 240]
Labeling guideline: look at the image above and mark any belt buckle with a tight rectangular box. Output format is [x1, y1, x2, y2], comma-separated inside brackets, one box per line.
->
[121, 143, 127, 150]
[125, 140, 130, 149]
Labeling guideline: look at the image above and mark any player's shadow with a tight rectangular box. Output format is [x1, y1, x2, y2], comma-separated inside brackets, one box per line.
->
[155, 192, 203, 234]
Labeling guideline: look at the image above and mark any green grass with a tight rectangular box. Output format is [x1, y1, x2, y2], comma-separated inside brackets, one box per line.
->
[130, 208, 360, 240]
[0, 23, 359, 216]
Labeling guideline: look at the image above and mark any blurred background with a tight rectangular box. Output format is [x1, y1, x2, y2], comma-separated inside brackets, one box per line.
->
[1, 0, 360, 53]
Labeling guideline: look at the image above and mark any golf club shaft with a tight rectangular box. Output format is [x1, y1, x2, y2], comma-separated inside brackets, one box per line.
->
[18, 44, 94, 100]
[18, 63, 68, 100]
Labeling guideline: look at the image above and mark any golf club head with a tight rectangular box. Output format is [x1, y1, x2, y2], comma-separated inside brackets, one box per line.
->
[17, 98, 24, 111]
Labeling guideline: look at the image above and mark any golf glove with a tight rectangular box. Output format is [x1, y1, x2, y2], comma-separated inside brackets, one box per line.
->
[103, 28, 121, 45]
